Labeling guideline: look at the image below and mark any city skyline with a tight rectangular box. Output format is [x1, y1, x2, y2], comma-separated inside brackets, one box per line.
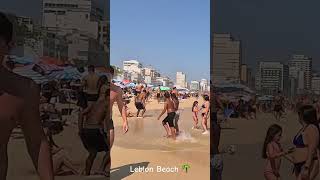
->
[213, 0, 320, 71]
[110, 0, 210, 82]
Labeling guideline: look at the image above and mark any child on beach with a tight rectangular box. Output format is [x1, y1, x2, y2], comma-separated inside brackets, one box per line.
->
[192, 101, 200, 129]
[262, 124, 292, 180]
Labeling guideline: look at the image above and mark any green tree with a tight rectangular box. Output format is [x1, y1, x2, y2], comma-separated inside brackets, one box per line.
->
[182, 163, 191, 173]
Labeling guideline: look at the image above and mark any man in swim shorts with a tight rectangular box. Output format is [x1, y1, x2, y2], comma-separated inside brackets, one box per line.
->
[135, 89, 146, 118]
[158, 92, 176, 140]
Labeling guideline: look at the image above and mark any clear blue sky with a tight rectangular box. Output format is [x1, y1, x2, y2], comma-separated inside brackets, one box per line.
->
[110, 0, 210, 82]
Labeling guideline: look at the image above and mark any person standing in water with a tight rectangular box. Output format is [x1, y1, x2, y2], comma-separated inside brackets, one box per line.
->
[0, 12, 54, 180]
[135, 89, 147, 118]
[158, 92, 176, 140]
[192, 101, 200, 129]
[171, 93, 180, 135]
[201, 95, 210, 135]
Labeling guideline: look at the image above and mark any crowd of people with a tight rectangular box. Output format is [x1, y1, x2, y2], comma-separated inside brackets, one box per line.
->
[211, 87, 320, 180]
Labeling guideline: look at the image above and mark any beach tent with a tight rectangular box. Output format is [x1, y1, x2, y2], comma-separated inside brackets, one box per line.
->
[40, 56, 65, 66]
[13, 65, 49, 84]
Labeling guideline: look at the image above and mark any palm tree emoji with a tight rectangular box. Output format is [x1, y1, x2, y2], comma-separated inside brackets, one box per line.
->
[182, 163, 191, 173]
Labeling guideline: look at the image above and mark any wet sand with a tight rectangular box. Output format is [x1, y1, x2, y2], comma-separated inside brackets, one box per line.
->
[220, 112, 303, 180]
[7, 97, 209, 180]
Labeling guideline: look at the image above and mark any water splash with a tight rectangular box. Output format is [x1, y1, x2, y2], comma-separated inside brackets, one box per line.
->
[176, 131, 197, 143]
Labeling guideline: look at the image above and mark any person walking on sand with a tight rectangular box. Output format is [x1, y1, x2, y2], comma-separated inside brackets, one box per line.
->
[0, 12, 54, 180]
[156, 85, 161, 104]
[82, 65, 99, 105]
[135, 89, 147, 118]
[79, 73, 129, 177]
[158, 92, 176, 140]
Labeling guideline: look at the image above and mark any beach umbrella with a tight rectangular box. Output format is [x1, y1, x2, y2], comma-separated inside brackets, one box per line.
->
[46, 66, 82, 80]
[34, 63, 64, 75]
[126, 83, 136, 88]
[160, 86, 170, 91]
[114, 82, 126, 89]
[13, 66, 49, 84]
[9, 56, 35, 65]
[122, 79, 131, 84]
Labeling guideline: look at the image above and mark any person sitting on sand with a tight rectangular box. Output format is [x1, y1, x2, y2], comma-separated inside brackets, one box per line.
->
[158, 92, 176, 140]
[44, 128, 79, 176]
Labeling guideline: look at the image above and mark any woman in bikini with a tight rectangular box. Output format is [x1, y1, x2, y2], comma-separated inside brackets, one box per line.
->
[201, 95, 210, 135]
[192, 101, 200, 129]
[288, 105, 320, 180]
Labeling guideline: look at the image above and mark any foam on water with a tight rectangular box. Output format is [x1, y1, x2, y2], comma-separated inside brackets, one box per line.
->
[176, 131, 197, 143]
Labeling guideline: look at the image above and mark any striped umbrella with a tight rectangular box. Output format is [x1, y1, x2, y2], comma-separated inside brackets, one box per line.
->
[35, 63, 63, 74]
[46, 67, 82, 80]
[13, 65, 49, 84]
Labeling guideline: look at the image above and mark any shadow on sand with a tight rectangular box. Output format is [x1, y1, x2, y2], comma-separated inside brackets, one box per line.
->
[111, 162, 150, 180]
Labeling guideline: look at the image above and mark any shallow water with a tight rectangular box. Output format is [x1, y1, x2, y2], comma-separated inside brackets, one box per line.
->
[114, 108, 209, 152]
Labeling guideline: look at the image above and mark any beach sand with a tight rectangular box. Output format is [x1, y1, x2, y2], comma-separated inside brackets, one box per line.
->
[220, 112, 304, 180]
[7, 97, 209, 180]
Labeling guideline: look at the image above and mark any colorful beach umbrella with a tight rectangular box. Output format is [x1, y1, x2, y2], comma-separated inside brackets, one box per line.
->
[46, 66, 81, 80]
[160, 86, 170, 91]
[13, 66, 49, 84]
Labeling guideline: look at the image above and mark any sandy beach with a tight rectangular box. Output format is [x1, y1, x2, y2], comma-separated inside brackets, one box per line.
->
[220, 111, 304, 180]
[7, 97, 209, 180]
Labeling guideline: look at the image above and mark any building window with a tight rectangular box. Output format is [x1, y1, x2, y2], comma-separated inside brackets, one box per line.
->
[86, 14, 89, 19]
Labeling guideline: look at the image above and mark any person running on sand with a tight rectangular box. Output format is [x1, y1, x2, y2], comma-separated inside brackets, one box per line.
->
[158, 92, 176, 140]
[0, 12, 53, 180]
[192, 101, 200, 129]
[171, 93, 180, 135]
[262, 124, 293, 180]
[135, 89, 146, 118]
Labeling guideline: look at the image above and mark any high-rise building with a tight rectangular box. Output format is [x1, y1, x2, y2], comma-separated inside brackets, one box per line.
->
[176, 72, 186, 88]
[257, 62, 289, 95]
[312, 76, 320, 95]
[190, 81, 200, 91]
[240, 64, 248, 84]
[123, 60, 142, 74]
[212, 33, 241, 83]
[42, 0, 108, 65]
[200, 79, 208, 92]
[288, 55, 312, 92]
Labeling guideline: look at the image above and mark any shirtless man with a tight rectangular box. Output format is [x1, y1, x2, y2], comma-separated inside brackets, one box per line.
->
[135, 83, 143, 96]
[82, 65, 99, 105]
[158, 92, 176, 140]
[171, 93, 180, 135]
[0, 12, 53, 180]
[135, 90, 147, 118]
[79, 74, 128, 177]
[156, 85, 161, 104]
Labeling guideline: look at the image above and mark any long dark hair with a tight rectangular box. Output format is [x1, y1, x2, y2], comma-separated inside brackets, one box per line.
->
[262, 124, 282, 159]
[298, 105, 320, 149]
[97, 75, 108, 95]
[192, 101, 198, 112]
